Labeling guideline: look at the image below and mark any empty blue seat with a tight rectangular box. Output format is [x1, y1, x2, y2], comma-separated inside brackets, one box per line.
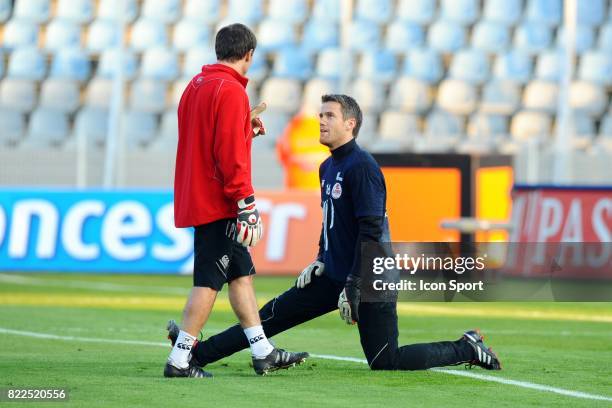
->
[469, 113, 509, 137]
[358, 50, 397, 83]
[269, 0, 308, 23]
[129, 79, 167, 113]
[425, 110, 465, 136]
[87, 19, 120, 52]
[3, 20, 39, 49]
[74, 108, 109, 148]
[273, 49, 312, 80]
[227, 0, 263, 23]
[85, 78, 112, 108]
[312, 0, 340, 21]
[388, 77, 432, 113]
[428, 20, 466, 52]
[183, 0, 220, 23]
[182, 48, 216, 77]
[402, 48, 443, 83]
[397, 0, 435, 24]
[599, 23, 612, 52]
[14, 0, 50, 23]
[142, 0, 180, 23]
[0, 109, 25, 145]
[472, 21, 510, 52]
[480, 80, 521, 114]
[257, 19, 296, 51]
[577, 0, 605, 26]
[483, 0, 521, 26]
[526, 0, 561, 26]
[40, 78, 80, 113]
[0, 78, 37, 112]
[385, 21, 425, 53]
[316, 48, 342, 80]
[514, 23, 553, 54]
[8, 47, 46, 80]
[130, 18, 168, 50]
[0, 0, 11, 22]
[173, 19, 211, 51]
[556, 26, 595, 55]
[98, 0, 138, 21]
[122, 111, 158, 148]
[535, 51, 561, 81]
[579, 52, 612, 85]
[97, 50, 138, 79]
[356, 0, 393, 23]
[45, 20, 81, 51]
[349, 19, 381, 51]
[493, 50, 533, 83]
[26, 108, 70, 146]
[141, 48, 178, 80]
[450, 49, 490, 84]
[51, 48, 91, 81]
[302, 19, 339, 53]
[440, 0, 479, 25]
[57, 0, 94, 23]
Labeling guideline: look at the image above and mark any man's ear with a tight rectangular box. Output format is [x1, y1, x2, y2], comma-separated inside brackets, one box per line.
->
[244, 49, 254, 63]
[345, 117, 356, 132]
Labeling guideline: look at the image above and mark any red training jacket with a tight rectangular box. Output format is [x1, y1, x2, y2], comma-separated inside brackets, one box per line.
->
[174, 64, 254, 228]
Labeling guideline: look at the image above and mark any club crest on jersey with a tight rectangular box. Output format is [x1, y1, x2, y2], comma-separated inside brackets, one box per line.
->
[331, 182, 342, 199]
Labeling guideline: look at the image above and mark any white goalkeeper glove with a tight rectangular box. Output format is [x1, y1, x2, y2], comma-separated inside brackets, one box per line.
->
[236, 195, 263, 247]
[296, 260, 325, 288]
[338, 274, 361, 325]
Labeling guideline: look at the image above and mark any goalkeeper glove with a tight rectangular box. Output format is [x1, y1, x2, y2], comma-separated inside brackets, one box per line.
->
[296, 260, 325, 288]
[236, 195, 263, 247]
[338, 274, 361, 324]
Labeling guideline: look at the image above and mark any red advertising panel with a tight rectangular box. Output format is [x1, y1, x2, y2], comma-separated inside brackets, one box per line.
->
[506, 186, 612, 279]
[511, 187, 611, 243]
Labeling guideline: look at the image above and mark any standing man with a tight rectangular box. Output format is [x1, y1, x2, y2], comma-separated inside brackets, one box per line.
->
[168, 94, 501, 372]
[166, 23, 308, 378]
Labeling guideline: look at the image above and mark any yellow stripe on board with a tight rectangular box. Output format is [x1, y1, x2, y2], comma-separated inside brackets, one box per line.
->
[1, 293, 611, 323]
[396, 304, 612, 323]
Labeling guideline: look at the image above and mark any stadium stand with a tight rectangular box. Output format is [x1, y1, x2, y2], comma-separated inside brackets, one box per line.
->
[3, 19, 39, 49]
[0, 0, 610, 187]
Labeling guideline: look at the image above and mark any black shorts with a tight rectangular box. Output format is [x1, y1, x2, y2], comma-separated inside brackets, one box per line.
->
[193, 218, 256, 291]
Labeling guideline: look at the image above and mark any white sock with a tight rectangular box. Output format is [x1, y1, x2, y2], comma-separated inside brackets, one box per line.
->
[244, 325, 274, 359]
[167, 330, 196, 369]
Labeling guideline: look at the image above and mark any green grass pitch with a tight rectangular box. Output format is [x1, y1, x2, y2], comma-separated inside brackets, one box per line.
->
[0, 273, 610, 407]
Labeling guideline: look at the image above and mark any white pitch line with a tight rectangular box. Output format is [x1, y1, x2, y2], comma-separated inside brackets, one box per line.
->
[0, 273, 188, 295]
[431, 368, 612, 402]
[0, 327, 610, 403]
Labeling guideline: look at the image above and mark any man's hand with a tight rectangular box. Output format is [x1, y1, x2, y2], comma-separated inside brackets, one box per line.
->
[296, 260, 325, 288]
[250, 102, 267, 137]
[338, 274, 361, 324]
[236, 195, 263, 247]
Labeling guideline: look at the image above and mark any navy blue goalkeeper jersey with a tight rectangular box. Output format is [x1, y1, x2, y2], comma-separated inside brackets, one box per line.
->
[318, 139, 390, 283]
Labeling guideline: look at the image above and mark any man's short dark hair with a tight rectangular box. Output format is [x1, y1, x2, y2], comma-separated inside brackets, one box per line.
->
[215, 24, 257, 62]
[321, 94, 363, 137]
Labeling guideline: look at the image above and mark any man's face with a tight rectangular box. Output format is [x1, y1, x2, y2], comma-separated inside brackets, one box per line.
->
[319, 101, 354, 149]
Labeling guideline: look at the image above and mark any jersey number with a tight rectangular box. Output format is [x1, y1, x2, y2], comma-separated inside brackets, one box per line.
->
[322, 198, 334, 251]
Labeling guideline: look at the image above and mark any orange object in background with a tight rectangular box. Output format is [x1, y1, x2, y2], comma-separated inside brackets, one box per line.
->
[276, 113, 329, 190]
[382, 167, 462, 242]
[476, 166, 513, 241]
[250, 190, 321, 275]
